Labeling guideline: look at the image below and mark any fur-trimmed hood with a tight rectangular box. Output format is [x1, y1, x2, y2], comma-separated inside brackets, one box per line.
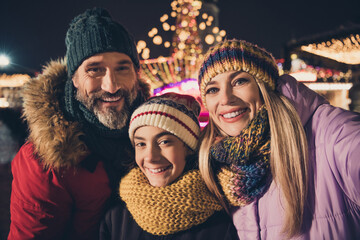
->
[22, 59, 151, 169]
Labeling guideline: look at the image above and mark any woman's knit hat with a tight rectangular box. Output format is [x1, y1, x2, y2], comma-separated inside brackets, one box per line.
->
[65, 7, 139, 77]
[198, 39, 279, 107]
[129, 93, 201, 151]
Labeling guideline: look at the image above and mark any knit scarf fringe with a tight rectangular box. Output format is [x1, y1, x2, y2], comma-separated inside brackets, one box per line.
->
[211, 105, 272, 206]
[119, 167, 223, 235]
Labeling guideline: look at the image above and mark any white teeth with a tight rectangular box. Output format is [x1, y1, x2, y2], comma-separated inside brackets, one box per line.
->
[222, 109, 246, 119]
[101, 96, 121, 102]
[148, 166, 171, 173]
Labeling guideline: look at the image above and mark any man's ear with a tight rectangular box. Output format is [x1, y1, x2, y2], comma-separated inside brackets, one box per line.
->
[72, 72, 79, 88]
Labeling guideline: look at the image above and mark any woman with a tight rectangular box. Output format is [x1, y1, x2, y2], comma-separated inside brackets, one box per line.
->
[198, 39, 360, 239]
[100, 93, 238, 239]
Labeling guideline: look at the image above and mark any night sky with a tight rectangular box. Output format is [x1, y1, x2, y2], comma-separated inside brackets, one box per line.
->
[1, 0, 359, 73]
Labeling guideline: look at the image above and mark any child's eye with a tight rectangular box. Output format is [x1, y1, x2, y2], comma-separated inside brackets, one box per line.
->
[205, 87, 218, 95]
[135, 142, 145, 147]
[159, 139, 171, 145]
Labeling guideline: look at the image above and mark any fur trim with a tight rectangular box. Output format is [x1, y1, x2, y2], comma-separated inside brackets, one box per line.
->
[23, 59, 151, 169]
[23, 59, 88, 169]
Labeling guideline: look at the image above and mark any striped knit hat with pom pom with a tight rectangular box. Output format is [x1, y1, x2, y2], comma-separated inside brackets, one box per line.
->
[129, 93, 201, 151]
[198, 39, 279, 107]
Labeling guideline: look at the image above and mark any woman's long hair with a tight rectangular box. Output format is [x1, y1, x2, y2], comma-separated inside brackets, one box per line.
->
[199, 79, 308, 238]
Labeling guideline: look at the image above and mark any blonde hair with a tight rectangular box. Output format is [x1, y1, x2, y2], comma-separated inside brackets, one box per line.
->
[199, 80, 308, 238]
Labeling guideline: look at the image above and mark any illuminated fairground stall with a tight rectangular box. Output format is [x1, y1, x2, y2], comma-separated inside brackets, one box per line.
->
[138, 0, 225, 126]
[283, 24, 360, 110]
[0, 54, 33, 109]
[0, 73, 31, 109]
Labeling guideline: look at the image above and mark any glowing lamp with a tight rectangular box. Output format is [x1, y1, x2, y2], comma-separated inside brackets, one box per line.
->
[0, 55, 10, 66]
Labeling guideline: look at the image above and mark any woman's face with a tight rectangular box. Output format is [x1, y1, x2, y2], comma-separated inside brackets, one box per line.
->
[204, 71, 263, 137]
[134, 126, 188, 187]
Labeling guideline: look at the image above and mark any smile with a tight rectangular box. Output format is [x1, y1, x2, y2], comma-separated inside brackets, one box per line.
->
[147, 165, 172, 174]
[222, 109, 247, 119]
[100, 96, 122, 102]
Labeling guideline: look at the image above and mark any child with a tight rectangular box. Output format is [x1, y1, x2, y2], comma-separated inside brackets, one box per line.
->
[100, 93, 237, 239]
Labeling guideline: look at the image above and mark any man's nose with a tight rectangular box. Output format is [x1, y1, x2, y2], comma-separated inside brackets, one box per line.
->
[101, 70, 119, 94]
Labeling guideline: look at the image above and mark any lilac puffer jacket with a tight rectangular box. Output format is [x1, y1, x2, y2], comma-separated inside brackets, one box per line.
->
[231, 75, 360, 239]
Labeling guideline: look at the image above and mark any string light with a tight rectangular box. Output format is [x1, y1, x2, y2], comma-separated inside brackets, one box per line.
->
[212, 27, 219, 34]
[300, 34, 360, 65]
[162, 22, 170, 31]
[305, 83, 353, 91]
[139, 0, 227, 92]
[219, 30, 226, 37]
[153, 35, 163, 45]
[164, 41, 171, 48]
[205, 34, 215, 44]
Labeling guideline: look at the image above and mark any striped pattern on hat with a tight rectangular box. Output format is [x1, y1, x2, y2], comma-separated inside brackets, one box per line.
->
[198, 39, 279, 107]
[129, 93, 201, 151]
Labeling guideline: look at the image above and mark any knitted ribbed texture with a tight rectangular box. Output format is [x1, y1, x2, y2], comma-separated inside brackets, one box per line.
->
[119, 168, 222, 235]
[211, 106, 272, 206]
[198, 39, 279, 107]
[65, 8, 139, 77]
[129, 93, 201, 151]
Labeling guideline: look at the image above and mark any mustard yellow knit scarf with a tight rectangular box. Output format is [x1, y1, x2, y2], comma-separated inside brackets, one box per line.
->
[119, 167, 223, 235]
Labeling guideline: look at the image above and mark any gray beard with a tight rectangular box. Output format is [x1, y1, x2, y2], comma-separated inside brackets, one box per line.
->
[75, 88, 137, 130]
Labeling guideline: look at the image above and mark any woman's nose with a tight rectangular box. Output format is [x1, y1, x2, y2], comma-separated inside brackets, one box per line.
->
[219, 87, 236, 105]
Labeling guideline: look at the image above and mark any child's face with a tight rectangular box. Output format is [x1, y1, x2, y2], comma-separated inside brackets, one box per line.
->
[133, 126, 189, 187]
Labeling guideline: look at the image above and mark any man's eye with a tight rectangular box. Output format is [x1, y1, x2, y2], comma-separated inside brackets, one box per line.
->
[205, 88, 218, 95]
[87, 68, 99, 73]
[86, 68, 104, 76]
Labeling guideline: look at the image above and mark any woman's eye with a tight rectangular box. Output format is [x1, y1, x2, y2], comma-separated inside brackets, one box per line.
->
[205, 87, 218, 95]
[233, 78, 247, 86]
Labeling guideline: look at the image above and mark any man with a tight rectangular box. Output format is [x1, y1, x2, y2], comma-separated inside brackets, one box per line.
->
[8, 8, 150, 239]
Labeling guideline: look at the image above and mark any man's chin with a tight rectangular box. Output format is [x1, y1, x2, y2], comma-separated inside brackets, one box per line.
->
[99, 100, 125, 113]
[94, 107, 129, 130]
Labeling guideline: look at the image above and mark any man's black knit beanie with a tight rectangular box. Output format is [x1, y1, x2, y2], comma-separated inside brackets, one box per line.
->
[65, 7, 140, 77]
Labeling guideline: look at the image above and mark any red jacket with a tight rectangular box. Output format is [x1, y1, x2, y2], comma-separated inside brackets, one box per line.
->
[7, 60, 114, 240]
[9, 142, 111, 240]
